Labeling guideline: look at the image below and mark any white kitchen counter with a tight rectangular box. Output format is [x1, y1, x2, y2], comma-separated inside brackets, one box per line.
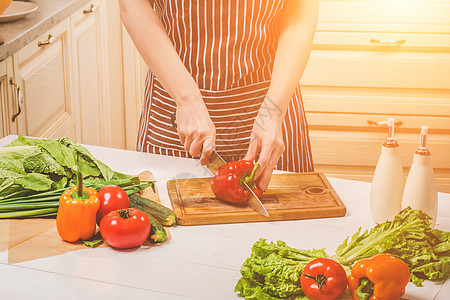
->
[0, 135, 448, 300]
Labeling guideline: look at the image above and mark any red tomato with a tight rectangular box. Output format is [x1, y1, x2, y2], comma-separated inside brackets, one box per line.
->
[300, 258, 348, 300]
[100, 208, 150, 249]
[96, 185, 130, 225]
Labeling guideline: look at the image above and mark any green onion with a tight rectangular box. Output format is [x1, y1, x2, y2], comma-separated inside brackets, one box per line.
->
[0, 203, 59, 211]
[0, 208, 59, 218]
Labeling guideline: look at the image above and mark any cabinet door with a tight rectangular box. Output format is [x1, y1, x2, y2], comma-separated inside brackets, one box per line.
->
[71, 0, 125, 148]
[12, 20, 78, 141]
[71, 0, 103, 146]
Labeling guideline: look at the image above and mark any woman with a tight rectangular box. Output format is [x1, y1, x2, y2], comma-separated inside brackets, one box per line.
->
[120, 0, 319, 191]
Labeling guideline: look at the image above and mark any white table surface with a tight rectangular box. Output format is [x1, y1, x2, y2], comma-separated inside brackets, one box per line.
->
[0, 135, 448, 300]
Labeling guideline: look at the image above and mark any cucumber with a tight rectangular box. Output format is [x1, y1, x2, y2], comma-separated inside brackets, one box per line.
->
[147, 213, 167, 243]
[129, 194, 176, 226]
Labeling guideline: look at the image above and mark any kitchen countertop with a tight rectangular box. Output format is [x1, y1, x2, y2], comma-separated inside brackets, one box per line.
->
[0, 0, 91, 61]
[0, 135, 448, 299]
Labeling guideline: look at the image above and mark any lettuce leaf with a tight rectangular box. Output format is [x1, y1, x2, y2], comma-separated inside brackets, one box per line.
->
[235, 239, 327, 299]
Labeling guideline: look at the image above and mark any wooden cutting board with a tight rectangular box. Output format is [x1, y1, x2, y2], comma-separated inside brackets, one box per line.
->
[167, 172, 346, 225]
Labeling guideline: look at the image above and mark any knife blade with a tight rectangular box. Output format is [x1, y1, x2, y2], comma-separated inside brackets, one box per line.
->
[241, 180, 269, 217]
[205, 150, 225, 175]
[206, 150, 269, 217]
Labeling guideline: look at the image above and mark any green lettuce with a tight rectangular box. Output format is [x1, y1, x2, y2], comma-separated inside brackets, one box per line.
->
[235, 239, 327, 299]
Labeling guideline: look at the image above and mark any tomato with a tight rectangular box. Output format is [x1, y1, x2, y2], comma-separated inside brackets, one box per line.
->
[96, 185, 130, 225]
[100, 208, 150, 249]
[300, 258, 348, 300]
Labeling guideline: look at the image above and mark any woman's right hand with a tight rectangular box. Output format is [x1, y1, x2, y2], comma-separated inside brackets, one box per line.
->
[176, 98, 216, 165]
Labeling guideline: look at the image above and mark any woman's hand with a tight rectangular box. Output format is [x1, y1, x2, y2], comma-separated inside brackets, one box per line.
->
[244, 106, 285, 192]
[176, 98, 216, 165]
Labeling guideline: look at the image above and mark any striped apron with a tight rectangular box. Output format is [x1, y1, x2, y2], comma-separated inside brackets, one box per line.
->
[137, 0, 314, 172]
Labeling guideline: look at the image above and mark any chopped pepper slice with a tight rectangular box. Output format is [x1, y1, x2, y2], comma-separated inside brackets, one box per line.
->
[348, 253, 411, 300]
[56, 165, 100, 242]
[211, 160, 262, 204]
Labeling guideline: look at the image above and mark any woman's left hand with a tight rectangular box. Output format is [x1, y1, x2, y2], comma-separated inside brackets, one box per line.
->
[243, 109, 285, 192]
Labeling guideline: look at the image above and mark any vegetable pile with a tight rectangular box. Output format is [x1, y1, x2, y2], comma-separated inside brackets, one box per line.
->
[0, 136, 148, 218]
[57, 175, 176, 248]
[235, 208, 450, 299]
[0, 135, 177, 247]
[334, 207, 449, 286]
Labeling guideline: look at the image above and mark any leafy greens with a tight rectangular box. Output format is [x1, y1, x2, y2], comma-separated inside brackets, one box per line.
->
[235, 208, 449, 299]
[333, 207, 449, 286]
[0, 136, 131, 200]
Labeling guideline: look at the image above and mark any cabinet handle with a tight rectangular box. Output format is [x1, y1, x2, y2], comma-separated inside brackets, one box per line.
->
[83, 4, 97, 14]
[368, 120, 403, 127]
[370, 38, 405, 46]
[10, 78, 24, 122]
[38, 34, 56, 47]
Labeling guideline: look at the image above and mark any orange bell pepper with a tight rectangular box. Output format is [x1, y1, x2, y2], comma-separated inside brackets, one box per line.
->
[348, 253, 410, 300]
[56, 166, 100, 242]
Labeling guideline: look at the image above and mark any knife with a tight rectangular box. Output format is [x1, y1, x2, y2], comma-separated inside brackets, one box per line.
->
[206, 150, 269, 217]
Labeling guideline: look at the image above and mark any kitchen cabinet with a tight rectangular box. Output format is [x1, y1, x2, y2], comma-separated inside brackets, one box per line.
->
[70, 1, 103, 146]
[300, 0, 450, 193]
[9, 20, 79, 140]
[70, 0, 125, 148]
[1, 1, 125, 148]
[10, 20, 77, 140]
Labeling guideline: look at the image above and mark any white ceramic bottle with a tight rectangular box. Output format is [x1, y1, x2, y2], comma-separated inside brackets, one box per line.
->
[370, 118, 404, 223]
[402, 126, 438, 227]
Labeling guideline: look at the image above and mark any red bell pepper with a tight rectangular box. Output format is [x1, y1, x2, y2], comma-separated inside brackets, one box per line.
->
[211, 160, 262, 204]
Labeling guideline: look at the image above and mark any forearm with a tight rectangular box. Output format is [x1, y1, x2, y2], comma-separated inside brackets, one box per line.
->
[265, 0, 319, 120]
[119, 0, 202, 105]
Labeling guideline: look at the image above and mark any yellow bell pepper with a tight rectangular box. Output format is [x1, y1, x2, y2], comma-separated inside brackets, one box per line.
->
[348, 253, 411, 300]
[56, 166, 99, 242]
